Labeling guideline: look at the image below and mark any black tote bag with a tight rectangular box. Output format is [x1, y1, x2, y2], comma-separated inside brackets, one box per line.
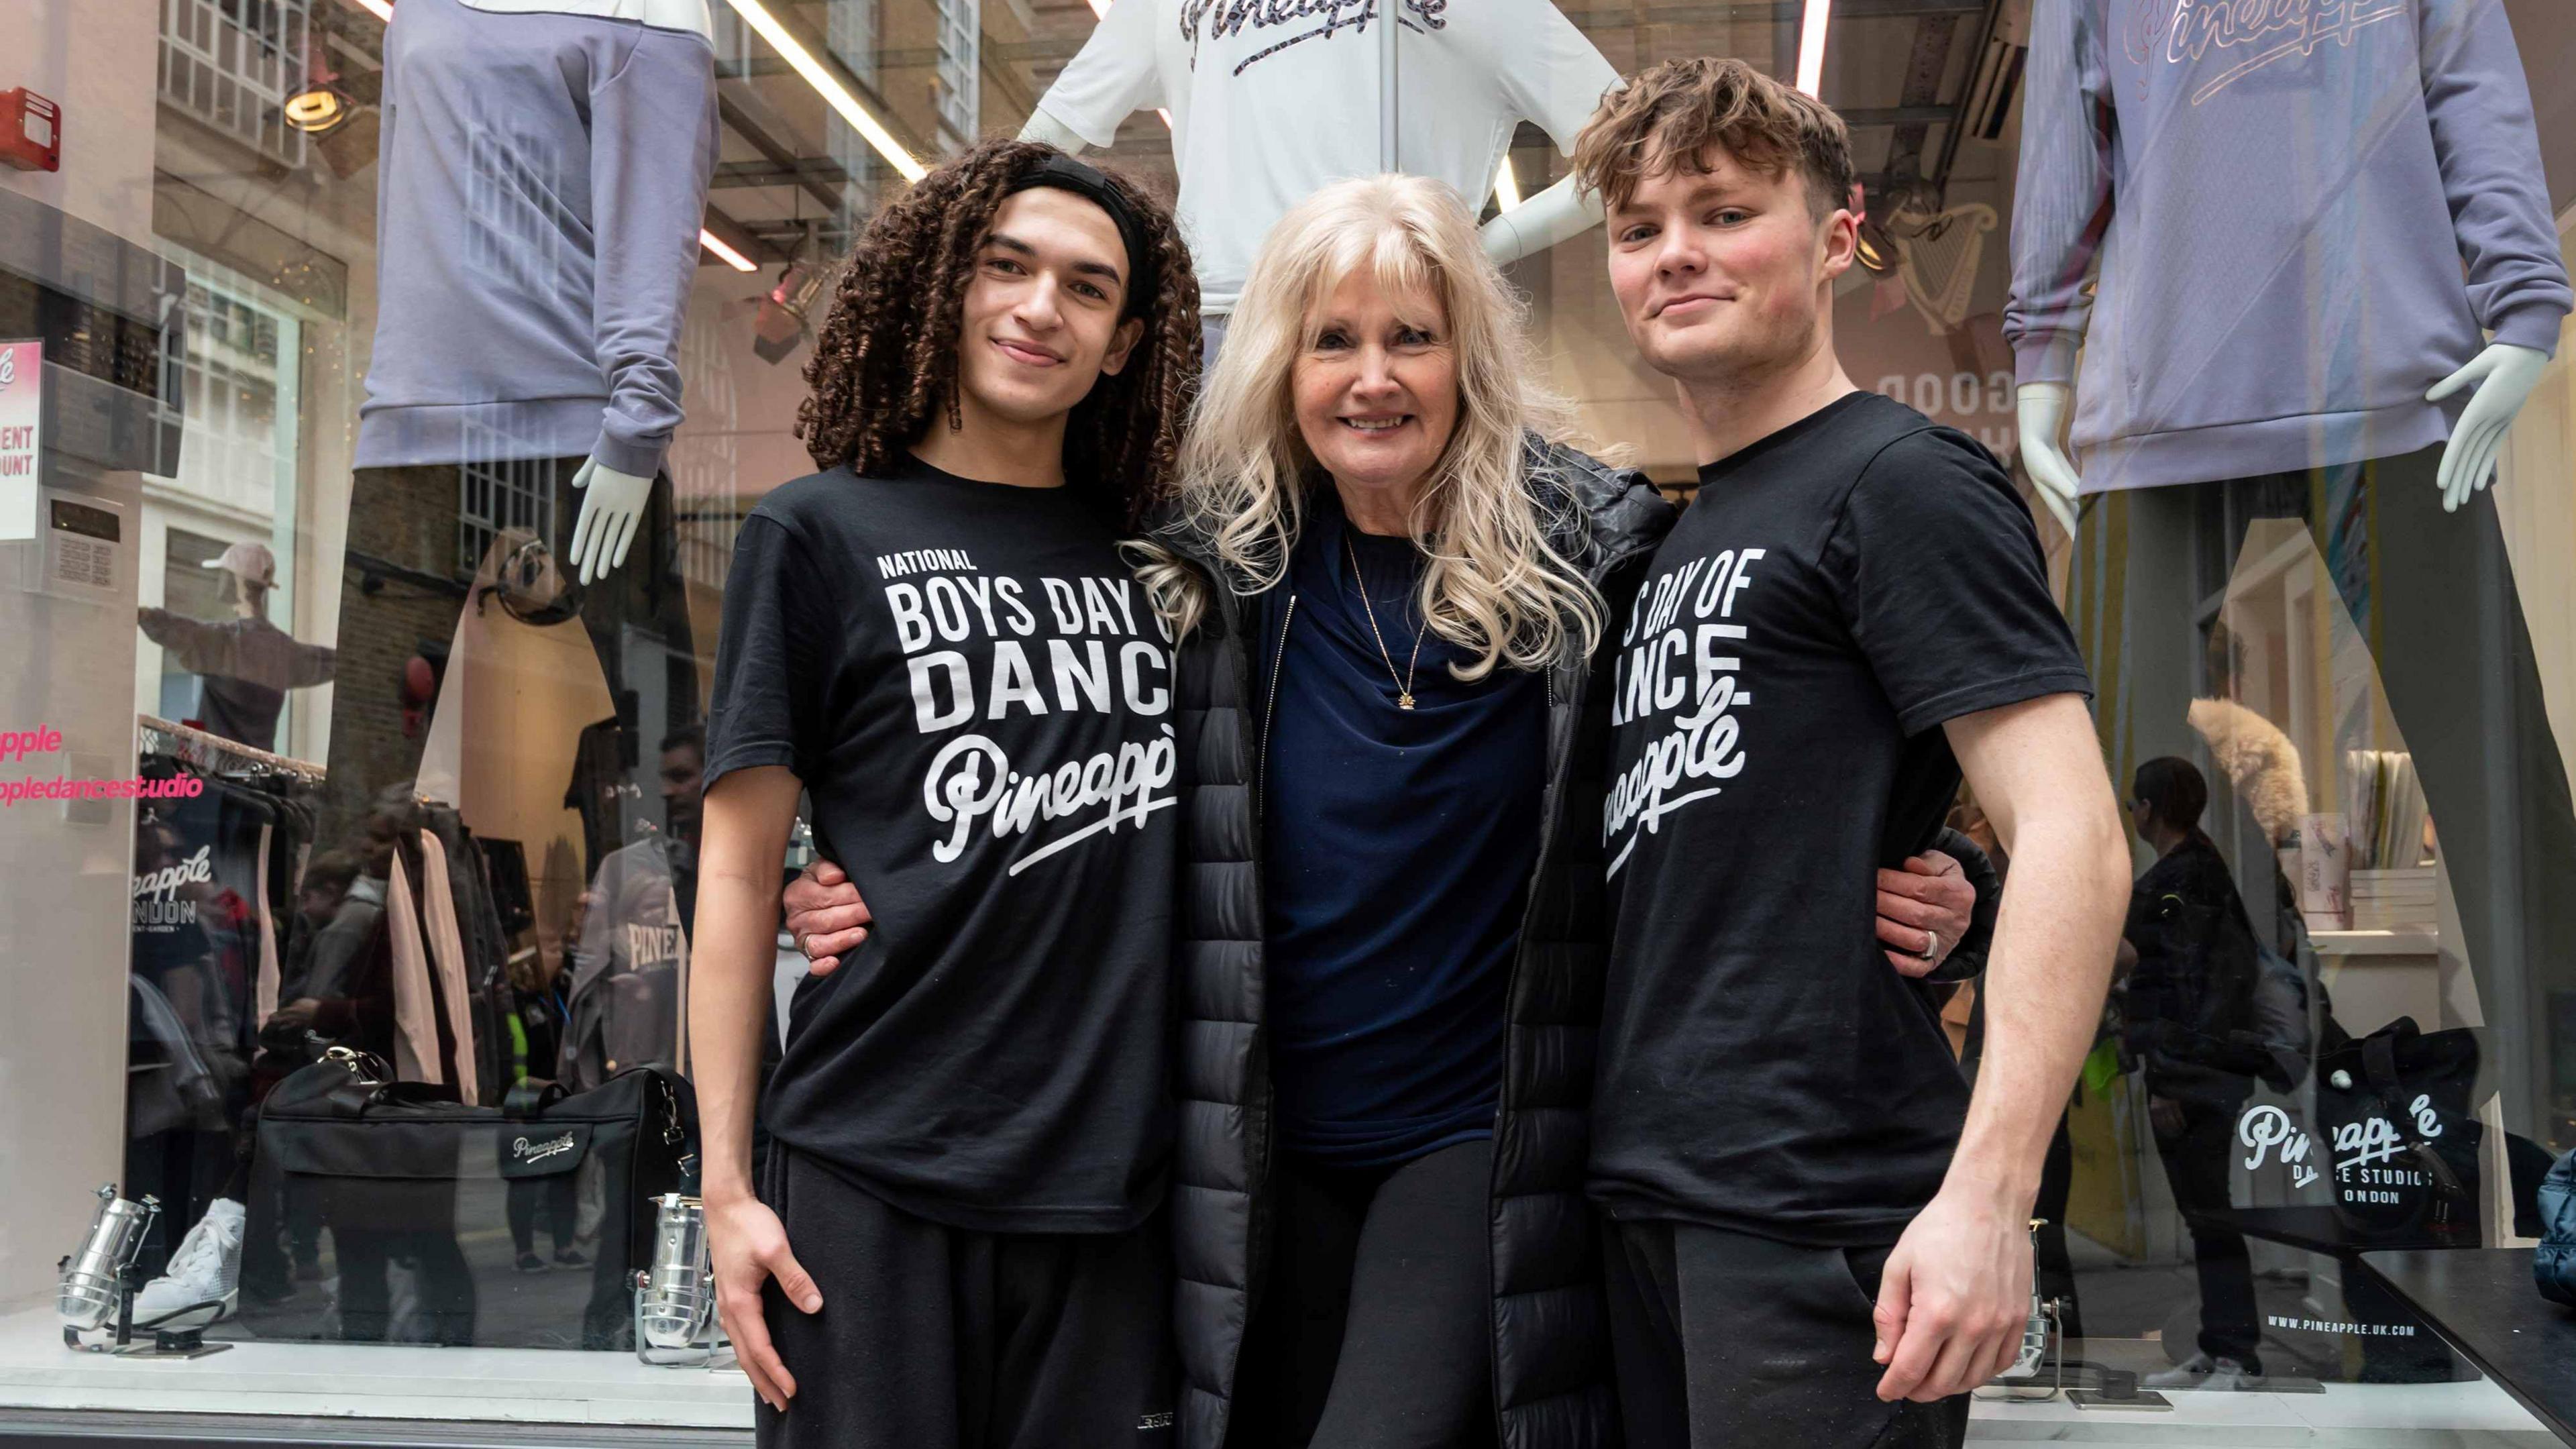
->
[2310, 1018, 2482, 1244]
[237, 1048, 694, 1350]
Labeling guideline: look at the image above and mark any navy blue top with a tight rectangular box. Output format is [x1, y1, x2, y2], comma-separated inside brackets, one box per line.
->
[1256, 498, 1548, 1168]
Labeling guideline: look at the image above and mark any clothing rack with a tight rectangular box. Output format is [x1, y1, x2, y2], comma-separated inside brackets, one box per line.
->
[138, 713, 328, 783]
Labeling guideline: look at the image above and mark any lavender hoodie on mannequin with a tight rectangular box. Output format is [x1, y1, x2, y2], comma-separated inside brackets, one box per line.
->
[356, 0, 720, 480]
[2006, 0, 2571, 493]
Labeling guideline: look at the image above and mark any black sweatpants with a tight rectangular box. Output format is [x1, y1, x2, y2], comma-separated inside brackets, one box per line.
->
[1231, 1138, 1495, 1449]
[755, 1146, 1176, 1449]
[1602, 1220, 1969, 1449]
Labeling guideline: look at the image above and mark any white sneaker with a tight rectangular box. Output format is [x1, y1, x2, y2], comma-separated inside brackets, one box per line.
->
[2144, 1352, 2266, 1391]
[133, 1198, 244, 1330]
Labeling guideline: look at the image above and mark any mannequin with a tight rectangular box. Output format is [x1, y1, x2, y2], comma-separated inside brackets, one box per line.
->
[324, 0, 717, 1083]
[1022, 0, 1615, 345]
[138, 541, 336, 752]
[2007, 0, 2567, 528]
[354, 0, 718, 587]
[2005, 0, 2576, 1144]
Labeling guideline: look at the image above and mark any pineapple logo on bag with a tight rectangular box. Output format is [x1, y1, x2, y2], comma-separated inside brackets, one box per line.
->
[2332, 1096, 2444, 1205]
[2243, 1098, 2445, 1205]
[511, 1132, 578, 1165]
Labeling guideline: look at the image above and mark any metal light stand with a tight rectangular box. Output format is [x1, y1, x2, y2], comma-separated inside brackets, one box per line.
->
[58, 1185, 231, 1360]
[1975, 1219, 2164, 1409]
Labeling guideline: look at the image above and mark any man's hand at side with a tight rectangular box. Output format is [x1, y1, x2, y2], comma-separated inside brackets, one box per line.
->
[1872, 1179, 2031, 1399]
[782, 861, 872, 975]
[707, 1189, 821, 1412]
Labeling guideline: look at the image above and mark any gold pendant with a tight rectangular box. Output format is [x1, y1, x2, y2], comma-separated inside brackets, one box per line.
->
[1399, 694, 1415, 710]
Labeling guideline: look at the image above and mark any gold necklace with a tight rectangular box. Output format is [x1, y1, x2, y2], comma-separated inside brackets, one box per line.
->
[1344, 531, 1426, 710]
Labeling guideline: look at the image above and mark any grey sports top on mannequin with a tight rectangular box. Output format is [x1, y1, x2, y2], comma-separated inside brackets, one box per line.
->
[455, 0, 712, 39]
[356, 0, 720, 479]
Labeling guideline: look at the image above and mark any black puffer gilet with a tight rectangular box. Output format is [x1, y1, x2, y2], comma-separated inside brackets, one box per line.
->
[1165, 442, 1674, 1449]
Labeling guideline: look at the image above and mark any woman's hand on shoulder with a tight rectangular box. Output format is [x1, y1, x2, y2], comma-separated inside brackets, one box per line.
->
[783, 860, 872, 975]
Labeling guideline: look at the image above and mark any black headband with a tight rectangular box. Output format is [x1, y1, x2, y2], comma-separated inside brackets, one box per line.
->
[1004, 154, 1157, 321]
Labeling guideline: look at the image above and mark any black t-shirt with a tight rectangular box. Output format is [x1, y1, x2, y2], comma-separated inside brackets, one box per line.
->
[704, 455, 1178, 1233]
[1592, 392, 2093, 1244]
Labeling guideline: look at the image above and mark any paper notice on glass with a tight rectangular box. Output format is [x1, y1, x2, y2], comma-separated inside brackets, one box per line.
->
[0, 341, 39, 540]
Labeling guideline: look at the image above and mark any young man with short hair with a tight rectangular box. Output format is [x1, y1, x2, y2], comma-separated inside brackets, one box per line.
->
[1571, 58, 2132, 1446]
[689, 140, 1202, 1448]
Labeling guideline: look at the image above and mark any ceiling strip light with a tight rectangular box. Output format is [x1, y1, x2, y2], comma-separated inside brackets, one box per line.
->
[720, 0, 926, 182]
[699, 228, 757, 271]
[1494, 155, 1523, 211]
[349, 0, 394, 19]
[1794, 0, 1831, 97]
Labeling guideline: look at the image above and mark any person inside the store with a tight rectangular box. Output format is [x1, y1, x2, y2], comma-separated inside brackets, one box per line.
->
[2118, 756, 2269, 1391]
[781, 172, 2001, 1448]
[688, 142, 1205, 1448]
[1569, 56, 2127, 1446]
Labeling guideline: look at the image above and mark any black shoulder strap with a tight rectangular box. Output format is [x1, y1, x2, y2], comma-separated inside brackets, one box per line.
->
[504, 1077, 570, 1119]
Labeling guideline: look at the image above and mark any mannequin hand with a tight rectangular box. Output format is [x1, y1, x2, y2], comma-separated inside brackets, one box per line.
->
[567, 455, 652, 586]
[2427, 343, 2548, 513]
[2015, 384, 2082, 537]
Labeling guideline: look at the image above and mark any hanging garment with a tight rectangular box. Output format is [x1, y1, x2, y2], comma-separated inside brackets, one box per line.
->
[254, 822, 280, 1030]
[559, 834, 689, 1091]
[386, 851, 440, 1087]
[415, 829, 483, 1105]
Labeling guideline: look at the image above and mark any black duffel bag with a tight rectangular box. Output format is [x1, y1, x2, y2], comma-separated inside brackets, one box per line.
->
[238, 1047, 694, 1350]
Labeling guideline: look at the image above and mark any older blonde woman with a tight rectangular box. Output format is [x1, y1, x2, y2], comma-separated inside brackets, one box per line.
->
[780, 174, 1988, 1449]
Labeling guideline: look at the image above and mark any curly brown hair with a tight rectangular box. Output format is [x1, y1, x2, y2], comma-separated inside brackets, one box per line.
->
[794, 140, 1203, 528]
[1571, 56, 1855, 221]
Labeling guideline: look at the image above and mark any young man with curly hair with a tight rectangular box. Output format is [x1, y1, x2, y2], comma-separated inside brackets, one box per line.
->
[1570, 59, 2131, 1447]
[688, 140, 1201, 1449]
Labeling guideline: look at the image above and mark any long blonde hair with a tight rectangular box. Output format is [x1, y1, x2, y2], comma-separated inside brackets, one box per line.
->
[1138, 174, 1604, 680]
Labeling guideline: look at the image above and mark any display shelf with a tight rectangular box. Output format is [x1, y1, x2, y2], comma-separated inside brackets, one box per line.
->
[0, 1305, 753, 1435]
[1968, 1377, 2557, 1443]
[2312, 929, 2444, 957]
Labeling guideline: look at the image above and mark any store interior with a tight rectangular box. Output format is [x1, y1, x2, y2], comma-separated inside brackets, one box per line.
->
[5, 0, 2576, 1441]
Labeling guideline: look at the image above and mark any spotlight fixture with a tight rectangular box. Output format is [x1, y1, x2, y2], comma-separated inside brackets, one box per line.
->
[753, 259, 828, 364]
[284, 86, 351, 134]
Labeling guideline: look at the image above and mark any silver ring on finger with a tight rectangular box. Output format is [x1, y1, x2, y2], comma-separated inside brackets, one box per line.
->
[1920, 928, 1940, 962]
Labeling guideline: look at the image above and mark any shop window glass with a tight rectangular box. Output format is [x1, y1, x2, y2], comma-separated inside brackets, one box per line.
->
[5, 0, 2575, 1442]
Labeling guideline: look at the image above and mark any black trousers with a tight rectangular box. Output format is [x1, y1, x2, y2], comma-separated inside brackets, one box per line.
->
[1231, 1138, 1495, 1449]
[2151, 1094, 2261, 1366]
[754, 1146, 1175, 1449]
[1602, 1220, 1969, 1449]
